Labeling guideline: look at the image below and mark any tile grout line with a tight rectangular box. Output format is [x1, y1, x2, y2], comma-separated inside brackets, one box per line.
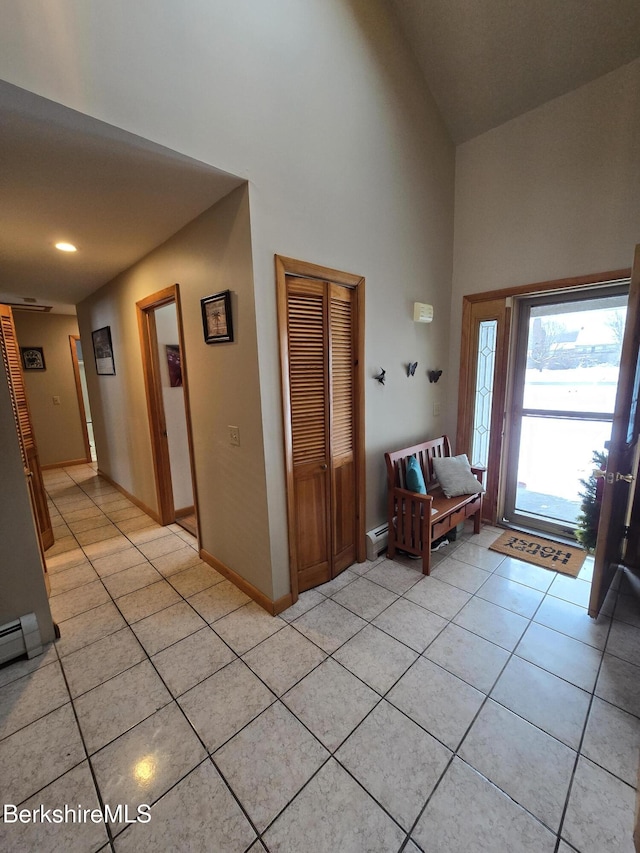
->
[39, 472, 639, 851]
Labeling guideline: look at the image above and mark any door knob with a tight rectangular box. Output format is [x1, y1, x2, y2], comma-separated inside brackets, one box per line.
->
[320, 464, 328, 470]
[605, 471, 635, 484]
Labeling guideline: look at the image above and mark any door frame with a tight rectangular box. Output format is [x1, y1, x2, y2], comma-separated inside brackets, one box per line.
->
[136, 284, 200, 534]
[457, 268, 631, 527]
[68, 335, 92, 463]
[275, 255, 366, 601]
[502, 285, 628, 539]
[590, 245, 640, 616]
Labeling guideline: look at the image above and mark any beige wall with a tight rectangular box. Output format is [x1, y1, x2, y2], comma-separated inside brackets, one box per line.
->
[13, 312, 87, 467]
[2, 0, 456, 600]
[77, 187, 274, 597]
[448, 59, 640, 436]
[0, 366, 55, 642]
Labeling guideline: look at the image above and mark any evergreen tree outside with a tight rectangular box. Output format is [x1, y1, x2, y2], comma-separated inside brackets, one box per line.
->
[576, 450, 607, 552]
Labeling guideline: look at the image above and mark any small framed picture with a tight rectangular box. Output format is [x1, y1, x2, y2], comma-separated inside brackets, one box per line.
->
[201, 290, 234, 344]
[21, 347, 46, 370]
[92, 326, 116, 375]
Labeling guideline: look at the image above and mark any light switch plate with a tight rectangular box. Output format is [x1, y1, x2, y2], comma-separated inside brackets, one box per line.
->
[52, 396, 61, 406]
[433, 401, 441, 417]
[228, 425, 240, 446]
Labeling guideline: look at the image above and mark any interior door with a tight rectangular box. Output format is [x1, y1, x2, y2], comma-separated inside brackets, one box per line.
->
[278, 260, 364, 598]
[589, 245, 640, 617]
[0, 304, 54, 553]
[285, 276, 333, 591]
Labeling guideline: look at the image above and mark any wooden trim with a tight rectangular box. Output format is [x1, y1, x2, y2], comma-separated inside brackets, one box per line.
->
[200, 547, 277, 615]
[275, 256, 363, 288]
[136, 284, 200, 539]
[42, 458, 90, 470]
[464, 269, 631, 304]
[68, 335, 92, 463]
[354, 278, 366, 562]
[275, 255, 366, 603]
[273, 592, 294, 615]
[456, 299, 510, 524]
[97, 468, 161, 523]
[175, 504, 195, 518]
[137, 301, 174, 524]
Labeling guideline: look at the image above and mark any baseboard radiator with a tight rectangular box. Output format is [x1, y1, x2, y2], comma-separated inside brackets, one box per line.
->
[365, 523, 389, 561]
[0, 614, 42, 665]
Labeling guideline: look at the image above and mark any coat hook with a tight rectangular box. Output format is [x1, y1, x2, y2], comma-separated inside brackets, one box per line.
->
[406, 362, 418, 377]
[374, 368, 386, 385]
[428, 369, 443, 383]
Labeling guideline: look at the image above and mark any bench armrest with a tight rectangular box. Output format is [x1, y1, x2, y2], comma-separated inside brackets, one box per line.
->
[391, 487, 434, 507]
[471, 465, 486, 485]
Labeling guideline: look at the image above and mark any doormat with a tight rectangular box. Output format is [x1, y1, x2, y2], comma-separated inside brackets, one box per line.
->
[489, 531, 586, 577]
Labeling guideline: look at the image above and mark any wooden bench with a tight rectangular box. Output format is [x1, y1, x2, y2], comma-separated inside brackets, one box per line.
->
[385, 435, 485, 575]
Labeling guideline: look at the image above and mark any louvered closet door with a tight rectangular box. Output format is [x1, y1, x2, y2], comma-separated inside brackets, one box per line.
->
[285, 277, 357, 592]
[0, 304, 54, 553]
[329, 283, 356, 572]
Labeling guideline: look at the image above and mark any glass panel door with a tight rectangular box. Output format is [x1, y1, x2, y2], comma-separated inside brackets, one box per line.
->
[504, 288, 628, 538]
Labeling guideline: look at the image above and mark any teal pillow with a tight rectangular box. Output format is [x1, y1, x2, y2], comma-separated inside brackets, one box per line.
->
[406, 455, 426, 494]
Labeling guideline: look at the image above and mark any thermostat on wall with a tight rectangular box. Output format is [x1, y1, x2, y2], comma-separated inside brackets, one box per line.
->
[413, 302, 434, 323]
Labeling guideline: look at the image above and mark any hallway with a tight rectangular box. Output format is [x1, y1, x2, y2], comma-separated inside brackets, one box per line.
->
[1, 464, 639, 851]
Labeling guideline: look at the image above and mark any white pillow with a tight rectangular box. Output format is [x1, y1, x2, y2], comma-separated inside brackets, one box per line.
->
[432, 454, 484, 499]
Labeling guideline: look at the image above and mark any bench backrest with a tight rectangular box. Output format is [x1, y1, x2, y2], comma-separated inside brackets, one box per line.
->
[385, 434, 452, 491]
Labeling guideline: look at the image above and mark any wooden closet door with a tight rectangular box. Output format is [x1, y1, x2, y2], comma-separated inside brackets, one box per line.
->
[286, 277, 333, 591]
[329, 283, 356, 572]
[0, 304, 54, 552]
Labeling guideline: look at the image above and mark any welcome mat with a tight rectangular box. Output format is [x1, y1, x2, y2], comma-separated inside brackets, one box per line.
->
[489, 531, 587, 577]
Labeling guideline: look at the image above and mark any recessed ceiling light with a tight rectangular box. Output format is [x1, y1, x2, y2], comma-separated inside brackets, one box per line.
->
[55, 242, 77, 252]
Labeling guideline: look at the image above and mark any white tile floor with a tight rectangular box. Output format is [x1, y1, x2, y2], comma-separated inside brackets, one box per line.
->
[1, 464, 639, 852]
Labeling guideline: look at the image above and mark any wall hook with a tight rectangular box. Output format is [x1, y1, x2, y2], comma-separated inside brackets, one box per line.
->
[406, 362, 418, 377]
[374, 368, 386, 385]
[428, 369, 443, 383]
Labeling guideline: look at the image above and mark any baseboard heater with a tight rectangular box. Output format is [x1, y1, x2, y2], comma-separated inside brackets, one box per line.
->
[366, 523, 389, 561]
[0, 614, 42, 665]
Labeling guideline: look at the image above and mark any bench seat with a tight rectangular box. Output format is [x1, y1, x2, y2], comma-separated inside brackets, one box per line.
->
[385, 435, 485, 575]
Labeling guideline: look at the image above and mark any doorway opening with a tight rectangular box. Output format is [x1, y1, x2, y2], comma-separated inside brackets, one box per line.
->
[69, 335, 96, 462]
[456, 269, 631, 533]
[504, 287, 628, 539]
[137, 285, 199, 538]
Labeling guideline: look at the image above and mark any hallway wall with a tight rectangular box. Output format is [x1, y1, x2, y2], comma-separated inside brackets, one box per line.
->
[13, 312, 87, 467]
[77, 186, 273, 599]
[0, 0, 455, 599]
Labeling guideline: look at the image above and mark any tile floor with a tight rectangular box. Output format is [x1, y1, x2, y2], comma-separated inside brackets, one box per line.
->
[1, 464, 639, 852]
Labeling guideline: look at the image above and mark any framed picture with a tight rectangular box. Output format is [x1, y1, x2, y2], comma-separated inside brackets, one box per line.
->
[201, 290, 234, 344]
[92, 326, 116, 375]
[165, 344, 183, 387]
[21, 347, 46, 370]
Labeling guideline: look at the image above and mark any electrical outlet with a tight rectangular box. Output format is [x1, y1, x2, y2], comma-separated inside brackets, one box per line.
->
[52, 396, 61, 406]
[433, 401, 441, 417]
[228, 425, 240, 446]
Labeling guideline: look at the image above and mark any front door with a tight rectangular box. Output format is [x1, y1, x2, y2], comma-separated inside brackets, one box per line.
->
[503, 287, 628, 539]
[276, 257, 365, 598]
[590, 245, 640, 617]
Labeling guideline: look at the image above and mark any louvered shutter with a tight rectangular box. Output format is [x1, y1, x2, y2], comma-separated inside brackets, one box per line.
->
[0, 304, 54, 550]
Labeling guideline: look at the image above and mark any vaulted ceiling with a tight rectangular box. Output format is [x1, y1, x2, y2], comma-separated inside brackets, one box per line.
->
[1, 3, 639, 311]
[390, 0, 640, 143]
